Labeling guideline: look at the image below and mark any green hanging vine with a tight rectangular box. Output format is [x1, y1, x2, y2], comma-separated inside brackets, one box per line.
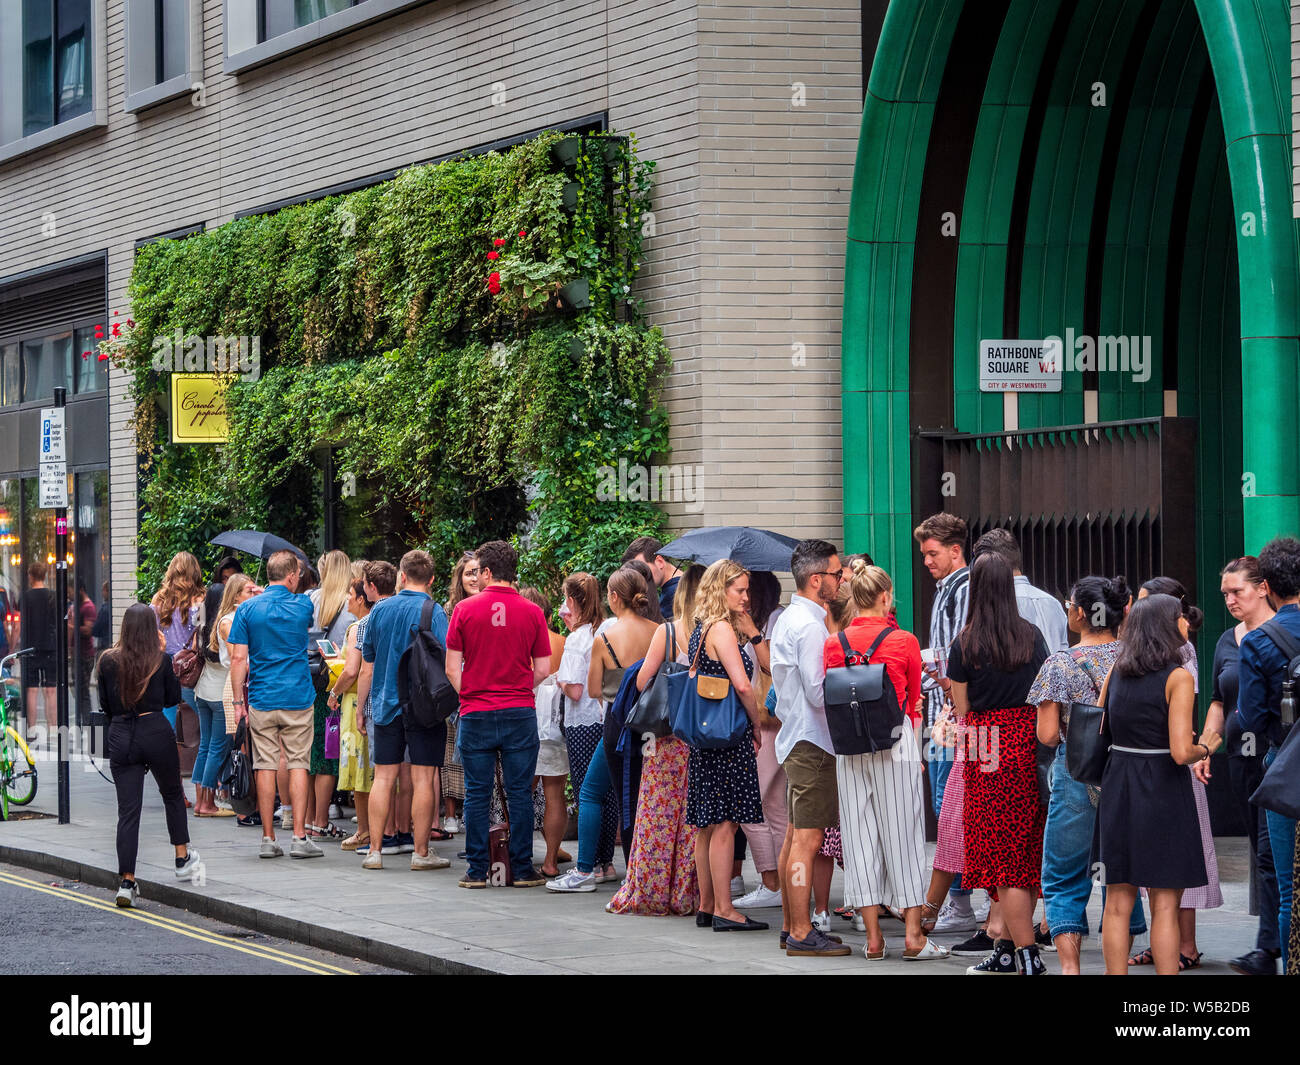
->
[109, 131, 670, 596]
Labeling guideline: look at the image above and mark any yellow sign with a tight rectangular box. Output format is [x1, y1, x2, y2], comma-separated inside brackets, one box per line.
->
[170, 373, 230, 443]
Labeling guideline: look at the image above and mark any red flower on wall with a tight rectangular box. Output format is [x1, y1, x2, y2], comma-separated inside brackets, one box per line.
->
[493, 237, 506, 247]
[487, 272, 501, 294]
[518, 230, 526, 238]
[486, 251, 499, 261]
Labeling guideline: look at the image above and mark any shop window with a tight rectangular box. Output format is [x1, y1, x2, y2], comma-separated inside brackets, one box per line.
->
[73, 324, 105, 393]
[21, 331, 72, 403]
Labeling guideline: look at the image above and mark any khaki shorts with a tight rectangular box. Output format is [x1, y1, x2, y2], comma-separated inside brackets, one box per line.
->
[249, 707, 313, 771]
[783, 740, 839, 829]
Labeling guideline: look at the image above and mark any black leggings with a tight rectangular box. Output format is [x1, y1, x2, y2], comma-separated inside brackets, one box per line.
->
[109, 714, 189, 875]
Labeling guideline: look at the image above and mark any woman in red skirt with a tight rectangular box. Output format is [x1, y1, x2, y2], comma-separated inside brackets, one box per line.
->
[947, 554, 1050, 975]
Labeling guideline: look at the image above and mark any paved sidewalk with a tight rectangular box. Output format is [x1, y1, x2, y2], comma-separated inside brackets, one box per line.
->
[0, 747, 1262, 974]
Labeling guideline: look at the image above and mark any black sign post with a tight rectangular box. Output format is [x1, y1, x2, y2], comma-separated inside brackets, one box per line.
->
[53, 386, 70, 825]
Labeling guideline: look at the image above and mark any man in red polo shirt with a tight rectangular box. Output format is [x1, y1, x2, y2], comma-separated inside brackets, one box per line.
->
[444, 540, 551, 888]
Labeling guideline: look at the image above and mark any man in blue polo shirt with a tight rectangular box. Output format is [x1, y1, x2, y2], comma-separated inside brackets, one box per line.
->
[359, 549, 452, 872]
[1238, 536, 1300, 972]
[227, 549, 321, 860]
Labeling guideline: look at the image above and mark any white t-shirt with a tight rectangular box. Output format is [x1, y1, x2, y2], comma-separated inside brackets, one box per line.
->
[557, 622, 607, 727]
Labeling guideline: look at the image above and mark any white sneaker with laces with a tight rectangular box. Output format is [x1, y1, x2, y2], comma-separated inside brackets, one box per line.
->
[973, 897, 990, 923]
[546, 868, 596, 892]
[733, 885, 782, 909]
[931, 898, 978, 934]
[853, 912, 867, 933]
[361, 850, 383, 870]
[328, 803, 342, 819]
[259, 837, 283, 859]
[443, 816, 460, 834]
[730, 876, 745, 897]
[115, 880, 140, 908]
[811, 910, 831, 933]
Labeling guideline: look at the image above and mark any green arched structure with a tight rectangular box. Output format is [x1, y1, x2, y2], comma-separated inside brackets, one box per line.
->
[843, 0, 1299, 633]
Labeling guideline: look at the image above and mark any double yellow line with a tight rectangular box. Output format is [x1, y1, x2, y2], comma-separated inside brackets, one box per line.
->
[0, 869, 354, 975]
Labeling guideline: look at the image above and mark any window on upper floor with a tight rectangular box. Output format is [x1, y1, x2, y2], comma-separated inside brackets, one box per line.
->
[0, 0, 104, 163]
[124, 0, 203, 113]
[225, 0, 430, 75]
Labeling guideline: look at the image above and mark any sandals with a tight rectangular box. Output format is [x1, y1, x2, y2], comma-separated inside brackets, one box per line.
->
[865, 942, 889, 960]
[1179, 951, 1203, 971]
[306, 822, 345, 840]
[1128, 947, 1154, 966]
[340, 832, 369, 851]
[903, 937, 950, 961]
[429, 828, 454, 842]
[920, 899, 941, 934]
[834, 905, 856, 921]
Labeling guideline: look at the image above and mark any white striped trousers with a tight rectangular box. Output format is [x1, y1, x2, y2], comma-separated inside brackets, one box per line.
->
[836, 746, 928, 910]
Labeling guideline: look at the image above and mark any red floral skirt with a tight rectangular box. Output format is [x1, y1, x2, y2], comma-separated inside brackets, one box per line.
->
[961, 705, 1045, 892]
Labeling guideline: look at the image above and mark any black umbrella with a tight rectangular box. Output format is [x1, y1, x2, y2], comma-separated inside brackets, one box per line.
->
[658, 526, 802, 572]
[209, 530, 310, 565]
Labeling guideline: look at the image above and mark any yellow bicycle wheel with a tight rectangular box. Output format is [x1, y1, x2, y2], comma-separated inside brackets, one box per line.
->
[1, 724, 38, 806]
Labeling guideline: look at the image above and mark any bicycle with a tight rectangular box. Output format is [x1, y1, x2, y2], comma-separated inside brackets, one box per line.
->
[0, 648, 39, 820]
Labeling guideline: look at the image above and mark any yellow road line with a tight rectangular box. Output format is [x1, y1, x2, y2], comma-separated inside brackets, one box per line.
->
[0, 870, 353, 975]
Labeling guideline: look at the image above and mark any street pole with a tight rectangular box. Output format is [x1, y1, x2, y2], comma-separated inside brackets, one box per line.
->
[54, 386, 69, 825]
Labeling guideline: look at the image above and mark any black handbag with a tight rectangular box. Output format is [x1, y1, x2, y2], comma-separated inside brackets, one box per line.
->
[219, 717, 255, 816]
[1250, 722, 1300, 820]
[625, 621, 685, 739]
[1065, 653, 1111, 788]
[823, 628, 906, 755]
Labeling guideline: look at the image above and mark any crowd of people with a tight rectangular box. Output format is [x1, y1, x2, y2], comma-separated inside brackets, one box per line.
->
[82, 520, 1300, 974]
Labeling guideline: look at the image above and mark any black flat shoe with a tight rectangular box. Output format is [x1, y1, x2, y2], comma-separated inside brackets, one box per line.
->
[696, 911, 714, 927]
[713, 914, 769, 932]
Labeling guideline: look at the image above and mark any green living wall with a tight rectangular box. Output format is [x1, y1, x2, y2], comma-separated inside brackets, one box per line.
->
[110, 131, 670, 595]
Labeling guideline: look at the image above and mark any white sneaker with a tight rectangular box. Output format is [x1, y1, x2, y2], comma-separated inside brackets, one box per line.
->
[443, 816, 460, 834]
[974, 897, 990, 923]
[931, 898, 978, 934]
[329, 803, 342, 819]
[290, 837, 324, 859]
[733, 885, 782, 909]
[811, 910, 830, 933]
[853, 912, 867, 933]
[361, 850, 383, 870]
[546, 868, 596, 893]
[411, 852, 451, 870]
[259, 837, 283, 859]
[730, 876, 745, 897]
[115, 879, 140, 908]
[175, 848, 201, 881]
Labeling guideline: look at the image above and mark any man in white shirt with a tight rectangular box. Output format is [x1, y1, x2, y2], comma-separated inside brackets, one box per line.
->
[770, 539, 852, 957]
[971, 529, 1069, 651]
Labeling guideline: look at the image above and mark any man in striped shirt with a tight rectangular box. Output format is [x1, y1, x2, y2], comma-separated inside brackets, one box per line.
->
[915, 513, 975, 934]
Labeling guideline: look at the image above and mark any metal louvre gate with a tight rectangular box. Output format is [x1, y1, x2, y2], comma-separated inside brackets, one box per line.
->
[917, 417, 1198, 605]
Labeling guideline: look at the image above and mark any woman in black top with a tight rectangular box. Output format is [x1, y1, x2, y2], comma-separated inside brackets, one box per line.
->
[98, 603, 200, 908]
[1097, 594, 1220, 974]
[947, 554, 1050, 975]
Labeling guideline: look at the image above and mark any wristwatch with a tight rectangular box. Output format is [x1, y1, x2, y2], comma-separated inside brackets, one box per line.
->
[748, 634, 764, 646]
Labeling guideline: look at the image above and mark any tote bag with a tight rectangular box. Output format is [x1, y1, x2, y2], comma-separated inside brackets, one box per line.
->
[669, 623, 749, 749]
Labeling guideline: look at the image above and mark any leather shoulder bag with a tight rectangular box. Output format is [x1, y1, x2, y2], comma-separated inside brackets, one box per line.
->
[1065, 653, 1111, 787]
[669, 623, 750, 749]
[625, 621, 686, 739]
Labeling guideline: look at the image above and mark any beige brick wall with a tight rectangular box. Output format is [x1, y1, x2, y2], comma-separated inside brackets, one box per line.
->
[0, 0, 860, 631]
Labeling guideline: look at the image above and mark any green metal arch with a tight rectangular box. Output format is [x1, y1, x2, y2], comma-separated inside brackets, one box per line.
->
[843, 0, 1300, 630]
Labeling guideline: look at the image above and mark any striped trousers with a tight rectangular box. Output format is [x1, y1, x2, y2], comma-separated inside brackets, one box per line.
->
[836, 745, 928, 910]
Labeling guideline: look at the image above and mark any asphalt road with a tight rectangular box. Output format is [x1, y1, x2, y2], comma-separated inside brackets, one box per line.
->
[0, 861, 401, 975]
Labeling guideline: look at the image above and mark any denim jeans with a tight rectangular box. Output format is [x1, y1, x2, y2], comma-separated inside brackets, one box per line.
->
[1043, 744, 1144, 937]
[459, 707, 540, 881]
[576, 737, 614, 874]
[1264, 747, 1296, 968]
[161, 686, 194, 734]
[191, 696, 231, 789]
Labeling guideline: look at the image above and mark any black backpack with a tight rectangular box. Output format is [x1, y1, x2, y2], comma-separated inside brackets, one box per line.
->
[397, 599, 459, 729]
[823, 628, 907, 755]
[1258, 618, 1300, 736]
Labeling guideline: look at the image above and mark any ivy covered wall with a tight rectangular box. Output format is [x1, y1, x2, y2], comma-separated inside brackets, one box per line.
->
[109, 131, 671, 595]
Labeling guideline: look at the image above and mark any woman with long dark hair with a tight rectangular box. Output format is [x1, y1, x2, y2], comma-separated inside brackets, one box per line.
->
[99, 603, 200, 908]
[1028, 575, 1132, 973]
[1127, 576, 1222, 969]
[947, 553, 1050, 974]
[1098, 593, 1220, 974]
[190, 582, 234, 816]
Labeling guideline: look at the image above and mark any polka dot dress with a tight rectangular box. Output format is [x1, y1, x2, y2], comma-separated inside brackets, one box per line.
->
[685, 622, 764, 828]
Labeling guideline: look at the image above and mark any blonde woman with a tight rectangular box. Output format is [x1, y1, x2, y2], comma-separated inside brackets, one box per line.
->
[686, 559, 766, 931]
[306, 550, 353, 838]
[440, 551, 481, 833]
[151, 551, 206, 735]
[823, 561, 945, 960]
[328, 578, 375, 850]
[608, 565, 705, 915]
